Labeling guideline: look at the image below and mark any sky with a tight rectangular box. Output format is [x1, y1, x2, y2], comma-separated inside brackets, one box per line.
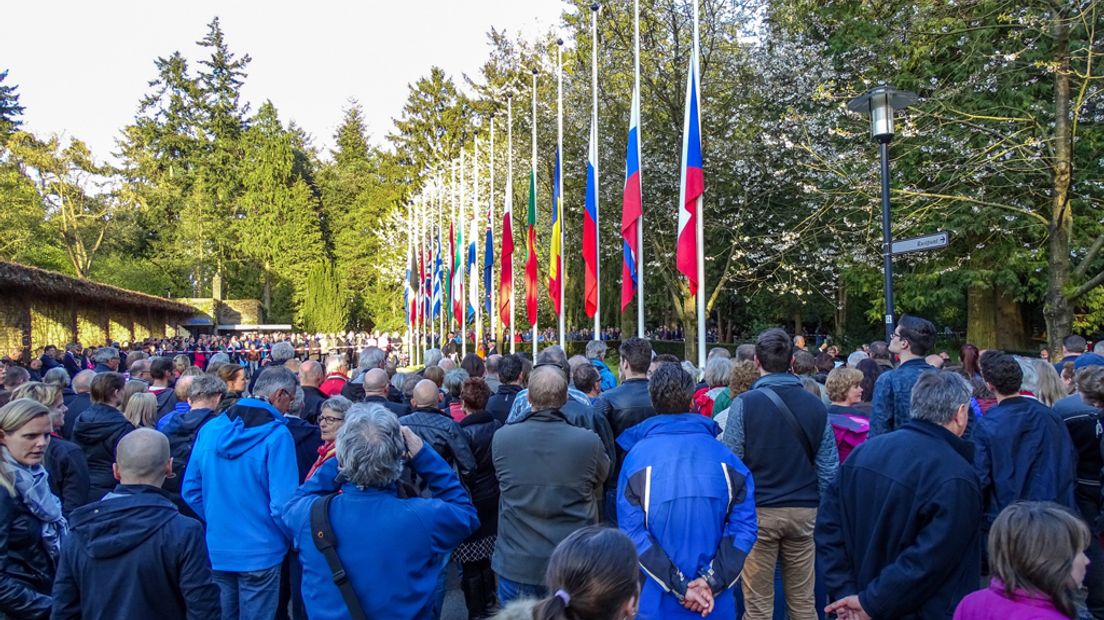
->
[2, 0, 565, 163]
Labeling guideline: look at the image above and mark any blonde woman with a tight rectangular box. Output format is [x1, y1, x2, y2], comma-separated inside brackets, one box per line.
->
[123, 392, 158, 429]
[10, 383, 88, 517]
[0, 398, 66, 618]
[120, 379, 148, 413]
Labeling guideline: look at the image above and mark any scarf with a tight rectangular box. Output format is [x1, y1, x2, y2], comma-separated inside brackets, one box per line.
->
[3, 449, 67, 560]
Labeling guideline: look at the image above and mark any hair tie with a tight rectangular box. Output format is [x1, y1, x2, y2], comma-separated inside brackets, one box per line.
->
[555, 589, 571, 606]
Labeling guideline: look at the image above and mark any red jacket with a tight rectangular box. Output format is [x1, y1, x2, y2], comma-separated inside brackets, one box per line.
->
[319, 373, 348, 397]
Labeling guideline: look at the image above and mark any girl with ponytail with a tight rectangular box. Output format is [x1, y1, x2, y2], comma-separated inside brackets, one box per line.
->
[495, 526, 639, 620]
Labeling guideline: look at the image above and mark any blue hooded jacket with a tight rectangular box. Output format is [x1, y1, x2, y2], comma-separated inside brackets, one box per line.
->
[617, 414, 757, 620]
[181, 397, 298, 572]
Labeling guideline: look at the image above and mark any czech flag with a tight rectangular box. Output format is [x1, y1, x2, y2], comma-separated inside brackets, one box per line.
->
[583, 115, 599, 318]
[676, 45, 704, 295]
[548, 148, 563, 315]
[525, 162, 538, 327]
[499, 172, 514, 330]
[621, 86, 642, 311]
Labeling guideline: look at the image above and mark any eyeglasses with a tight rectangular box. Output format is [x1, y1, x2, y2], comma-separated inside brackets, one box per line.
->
[319, 415, 345, 425]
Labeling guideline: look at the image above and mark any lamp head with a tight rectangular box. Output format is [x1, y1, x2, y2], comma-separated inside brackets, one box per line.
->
[847, 85, 918, 142]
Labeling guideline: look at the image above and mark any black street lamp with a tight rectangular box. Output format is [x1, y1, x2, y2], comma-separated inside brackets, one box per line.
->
[848, 85, 919, 342]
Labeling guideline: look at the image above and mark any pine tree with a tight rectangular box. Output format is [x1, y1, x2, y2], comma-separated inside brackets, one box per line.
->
[0, 69, 24, 141]
[301, 261, 348, 332]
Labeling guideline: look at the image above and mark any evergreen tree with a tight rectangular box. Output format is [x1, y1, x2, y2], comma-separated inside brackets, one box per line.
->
[0, 69, 24, 141]
[301, 261, 349, 332]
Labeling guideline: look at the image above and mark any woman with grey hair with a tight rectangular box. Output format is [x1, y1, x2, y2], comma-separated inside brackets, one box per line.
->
[693, 356, 731, 417]
[443, 368, 470, 422]
[281, 403, 479, 619]
[306, 396, 352, 480]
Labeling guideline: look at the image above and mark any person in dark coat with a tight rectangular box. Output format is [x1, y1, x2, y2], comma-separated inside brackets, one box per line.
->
[869, 315, 937, 437]
[51, 429, 220, 619]
[71, 373, 135, 502]
[0, 365, 29, 408]
[401, 380, 477, 486]
[974, 351, 1077, 532]
[0, 398, 65, 619]
[61, 370, 94, 440]
[10, 382, 89, 519]
[492, 365, 609, 605]
[456, 378, 502, 619]
[361, 369, 411, 416]
[485, 354, 525, 425]
[160, 374, 225, 518]
[1055, 361, 1104, 618]
[62, 344, 83, 379]
[817, 370, 983, 619]
[38, 347, 62, 374]
[90, 347, 120, 375]
[297, 361, 327, 424]
[285, 387, 322, 484]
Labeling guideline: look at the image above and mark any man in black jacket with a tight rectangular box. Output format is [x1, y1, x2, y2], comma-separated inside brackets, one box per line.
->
[297, 360, 328, 424]
[62, 370, 94, 439]
[486, 354, 525, 425]
[362, 368, 411, 416]
[52, 428, 220, 619]
[816, 370, 982, 619]
[401, 380, 476, 485]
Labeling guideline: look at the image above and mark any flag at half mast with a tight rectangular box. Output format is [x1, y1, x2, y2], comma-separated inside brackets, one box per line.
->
[525, 160, 538, 327]
[548, 148, 563, 315]
[676, 43, 704, 295]
[583, 115, 599, 318]
[621, 86, 642, 311]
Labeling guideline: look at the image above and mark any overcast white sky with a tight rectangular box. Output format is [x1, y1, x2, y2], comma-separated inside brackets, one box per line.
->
[2, 0, 564, 162]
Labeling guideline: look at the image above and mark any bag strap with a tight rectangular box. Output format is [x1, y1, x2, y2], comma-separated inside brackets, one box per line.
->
[760, 387, 816, 465]
[310, 493, 370, 620]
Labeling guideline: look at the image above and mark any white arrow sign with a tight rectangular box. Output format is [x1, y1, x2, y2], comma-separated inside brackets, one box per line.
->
[891, 231, 951, 256]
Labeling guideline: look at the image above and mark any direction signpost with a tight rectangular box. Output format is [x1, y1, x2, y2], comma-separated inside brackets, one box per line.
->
[891, 231, 951, 256]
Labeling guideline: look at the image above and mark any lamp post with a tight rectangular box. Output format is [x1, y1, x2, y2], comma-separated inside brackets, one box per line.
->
[847, 85, 918, 342]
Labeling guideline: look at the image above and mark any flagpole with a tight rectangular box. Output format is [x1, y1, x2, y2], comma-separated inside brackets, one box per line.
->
[634, 0, 645, 338]
[556, 39, 565, 350]
[692, 0, 705, 369]
[460, 148, 467, 360]
[591, 2, 601, 342]
[473, 136, 482, 352]
[508, 94, 516, 354]
[489, 114, 496, 349]
[531, 68, 538, 358]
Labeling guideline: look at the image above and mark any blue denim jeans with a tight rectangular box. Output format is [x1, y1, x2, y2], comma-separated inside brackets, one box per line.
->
[212, 563, 283, 620]
[497, 574, 547, 606]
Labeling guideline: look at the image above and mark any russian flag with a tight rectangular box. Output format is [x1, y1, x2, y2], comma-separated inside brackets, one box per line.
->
[583, 115, 599, 318]
[676, 46, 704, 295]
[621, 87, 642, 312]
[548, 148, 563, 315]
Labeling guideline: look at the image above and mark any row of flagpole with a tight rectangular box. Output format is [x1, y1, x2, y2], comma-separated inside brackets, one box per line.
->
[404, 0, 705, 368]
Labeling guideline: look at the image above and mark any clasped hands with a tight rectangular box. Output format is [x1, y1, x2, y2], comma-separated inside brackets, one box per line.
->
[681, 578, 714, 617]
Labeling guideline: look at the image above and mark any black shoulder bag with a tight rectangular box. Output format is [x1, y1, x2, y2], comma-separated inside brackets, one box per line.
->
[310, 493, 369, 620]
[759, 387, 817, 465]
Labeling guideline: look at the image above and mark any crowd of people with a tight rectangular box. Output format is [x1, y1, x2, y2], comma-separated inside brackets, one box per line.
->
[0, 315, 1099, 619]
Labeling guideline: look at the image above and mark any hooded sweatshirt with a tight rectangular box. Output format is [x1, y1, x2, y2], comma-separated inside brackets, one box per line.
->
[51, 485, 220, 620]
[71, 403, 135, 501]
[182, 397, 298, 572]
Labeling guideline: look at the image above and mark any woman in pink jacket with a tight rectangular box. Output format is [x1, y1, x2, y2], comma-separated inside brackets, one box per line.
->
[954, 502, 1090, 620]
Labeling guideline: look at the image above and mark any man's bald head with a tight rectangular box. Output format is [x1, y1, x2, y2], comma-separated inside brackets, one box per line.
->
[114, 428, 171, 485]
[412, 379, 441, 408]
[174, 375, 194, 401]
[299, 360, 324, 388]
[364, 368, 390, 395]
[438, 358, 456, 371]
[528, 365, 568, 410]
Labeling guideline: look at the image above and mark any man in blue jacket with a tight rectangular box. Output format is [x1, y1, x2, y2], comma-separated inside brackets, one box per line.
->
[182, 366, 300, 620]
[53, 428, 220, 619]
[282, 403, 479, 620]
[869, 314, 936, 437]
[974, 350, 1077, 530]
[817, 371, 982, 619]
[619, 363, 757, 620]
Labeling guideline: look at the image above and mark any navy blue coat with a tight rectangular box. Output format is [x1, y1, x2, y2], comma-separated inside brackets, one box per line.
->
[869, 358, 934, 437]
[973, 396, 1078, 529]
[51, 484, 220, 620]
[71, 404, 135, 502]
[817, 420, 982, 619]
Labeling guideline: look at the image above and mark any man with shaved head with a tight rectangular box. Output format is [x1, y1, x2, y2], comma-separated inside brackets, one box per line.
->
[401, 379, 476, 489]
[492, 365, 610, 603]
[362, 367, 411, 416]
[54, 429, 220, 618]
[298, 360, 327, 423]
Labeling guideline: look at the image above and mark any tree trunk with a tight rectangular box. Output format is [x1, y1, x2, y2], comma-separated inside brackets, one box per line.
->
[834, 283, 847, 343]
[995, 290, 1027, 351]
[967, 284, 998, 349]
[793, 310, 802, 338]
[262, 263, 272, 314]
[1044, 9, 1074, 356]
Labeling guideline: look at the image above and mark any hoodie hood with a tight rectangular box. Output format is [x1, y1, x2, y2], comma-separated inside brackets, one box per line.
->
[69, 485, 177, 559]
[73, 403, 132, 445]
[617, 413, 719, 452]
[162, 407, 218, 438]
[216, 398, 286, 459]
